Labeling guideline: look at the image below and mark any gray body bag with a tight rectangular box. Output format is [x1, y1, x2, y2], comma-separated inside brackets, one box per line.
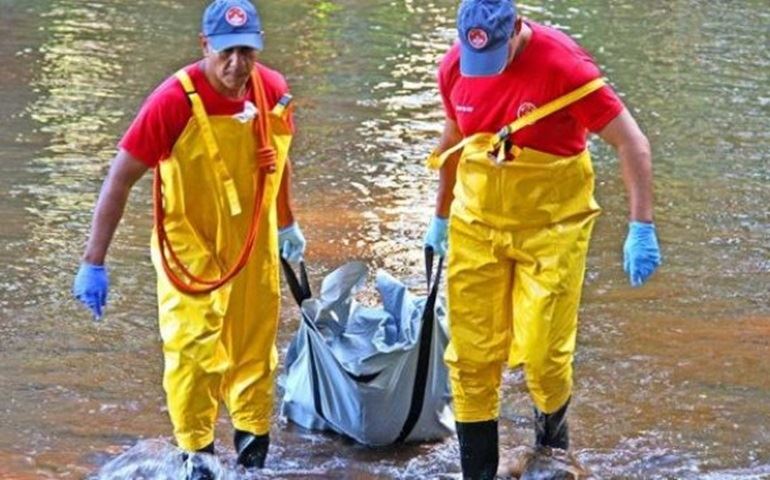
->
[279, 254, 454, 446]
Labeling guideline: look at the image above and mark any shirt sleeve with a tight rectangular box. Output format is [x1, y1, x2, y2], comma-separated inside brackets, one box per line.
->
[564, 49, 625, 133]
[437, 52, 458, 122]
[118, 77, 191, 168]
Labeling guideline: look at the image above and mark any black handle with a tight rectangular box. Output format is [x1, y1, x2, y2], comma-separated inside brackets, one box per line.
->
[424, 246, 444, 296]
[280, 257, 312, 307]
[396, 247, 444, 443]
[425, 246, 434, 290]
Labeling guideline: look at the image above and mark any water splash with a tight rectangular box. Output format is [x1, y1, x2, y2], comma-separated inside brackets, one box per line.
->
[94, 439, 234, 480]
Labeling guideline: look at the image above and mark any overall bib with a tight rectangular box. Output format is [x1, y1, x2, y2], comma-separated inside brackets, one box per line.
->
[150, 69, 293, 451]
[428, 79, 604, 421]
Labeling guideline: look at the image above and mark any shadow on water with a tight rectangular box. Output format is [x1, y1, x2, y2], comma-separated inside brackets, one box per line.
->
[1, 0, 769, 479]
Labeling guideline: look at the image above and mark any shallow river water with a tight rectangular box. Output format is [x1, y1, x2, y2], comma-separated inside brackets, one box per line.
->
[0, 0, 768, 478]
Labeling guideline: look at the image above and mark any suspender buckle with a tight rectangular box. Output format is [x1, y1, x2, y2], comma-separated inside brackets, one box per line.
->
[495, 125, 512, 143]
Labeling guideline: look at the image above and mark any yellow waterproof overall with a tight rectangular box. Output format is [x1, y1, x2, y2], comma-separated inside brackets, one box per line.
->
[150, 69, 293, 451]
[428, 79, 605, 421]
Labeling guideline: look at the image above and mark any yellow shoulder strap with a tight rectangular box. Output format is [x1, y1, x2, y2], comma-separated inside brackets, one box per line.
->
[431, 77, 607, 169]
[174, 69, 242, 216]
[497, 77, 606, 139]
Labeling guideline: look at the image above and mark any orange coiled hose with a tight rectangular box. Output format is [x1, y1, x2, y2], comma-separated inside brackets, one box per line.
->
[153, 70, 276, 295]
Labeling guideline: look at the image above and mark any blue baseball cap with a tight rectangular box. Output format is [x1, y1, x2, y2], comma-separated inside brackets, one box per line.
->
[202, 0, 264, 52]
[457, 0, 517, 77]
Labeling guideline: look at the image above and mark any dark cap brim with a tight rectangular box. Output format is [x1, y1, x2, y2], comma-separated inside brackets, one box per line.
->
[459, 40, 509, 77]
[209, 32, 264, 52]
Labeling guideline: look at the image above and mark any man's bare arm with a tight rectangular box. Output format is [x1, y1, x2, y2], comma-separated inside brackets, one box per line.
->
[598, 108, 654, 222]
[82, 149, 149, 265]
[435, 118, 464, 217]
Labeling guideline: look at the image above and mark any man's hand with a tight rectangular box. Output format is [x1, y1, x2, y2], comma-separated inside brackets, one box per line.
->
[73, 262, 109, 320]
[424, 215, 449, 257]
[278, 223, 306, 262]
[623, 222, 661, 287]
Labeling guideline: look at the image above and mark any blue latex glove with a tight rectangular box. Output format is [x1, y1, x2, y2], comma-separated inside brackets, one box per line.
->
[278, 223, 306, 262]
[73, 262, 109, 320]
[424, 215, 449, 257]
[623, 221, 662, 287]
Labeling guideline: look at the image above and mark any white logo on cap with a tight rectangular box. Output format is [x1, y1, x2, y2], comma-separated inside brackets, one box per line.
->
[468, 28, 489, 49]
[225, 6, 248, 27]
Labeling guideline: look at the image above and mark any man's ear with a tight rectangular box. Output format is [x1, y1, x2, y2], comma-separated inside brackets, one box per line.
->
[198, 33, 209, 56]
[514, 17, 523, 35]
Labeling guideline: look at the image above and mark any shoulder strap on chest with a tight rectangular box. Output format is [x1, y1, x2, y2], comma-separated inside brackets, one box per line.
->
[174, 69, 242, 216]
[431, 77, 607, 169]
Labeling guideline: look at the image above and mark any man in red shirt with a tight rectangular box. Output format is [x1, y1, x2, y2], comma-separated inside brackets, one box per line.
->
[423, 0, 662, 477]
[72, 1, 305, 478]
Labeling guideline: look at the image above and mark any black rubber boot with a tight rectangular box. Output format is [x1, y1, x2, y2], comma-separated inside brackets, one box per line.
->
[534, 398, 570, 450]
[234, 429, 270, 469]
[197, 443, 215, 454]
[455, 420, 499, 480]
[182, 443, 216, 480]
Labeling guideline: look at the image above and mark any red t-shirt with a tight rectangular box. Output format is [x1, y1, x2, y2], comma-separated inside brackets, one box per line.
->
[439, 21, 624, 156]
[120, 62, 292, 168]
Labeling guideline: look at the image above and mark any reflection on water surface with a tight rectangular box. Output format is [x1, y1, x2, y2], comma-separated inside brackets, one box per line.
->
[0, 0, 768, 478]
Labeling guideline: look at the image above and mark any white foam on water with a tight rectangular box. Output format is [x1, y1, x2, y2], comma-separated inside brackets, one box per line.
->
[94, 436, 465, 479]
[95, 439, 235, 480]
[698, 465, 770, 480]
[93, 434, 770, 479]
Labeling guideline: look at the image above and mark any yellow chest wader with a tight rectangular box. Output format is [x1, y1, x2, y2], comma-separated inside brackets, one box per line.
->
[149, 68, 294, 451]
[431, 79, 607, 419]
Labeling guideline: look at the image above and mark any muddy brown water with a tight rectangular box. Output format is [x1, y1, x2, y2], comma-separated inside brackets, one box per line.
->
[1, 1, 768, 478]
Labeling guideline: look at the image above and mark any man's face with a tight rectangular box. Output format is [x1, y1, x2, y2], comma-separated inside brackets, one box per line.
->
[202, 38, 258, 92]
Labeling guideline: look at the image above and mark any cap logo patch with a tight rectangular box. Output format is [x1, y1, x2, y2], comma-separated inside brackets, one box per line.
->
[225, 6, 248, 27]
[468, 28, 489, 49]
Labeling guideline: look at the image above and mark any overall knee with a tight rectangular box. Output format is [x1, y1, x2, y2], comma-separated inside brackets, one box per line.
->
[525, 355, 573, 413]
